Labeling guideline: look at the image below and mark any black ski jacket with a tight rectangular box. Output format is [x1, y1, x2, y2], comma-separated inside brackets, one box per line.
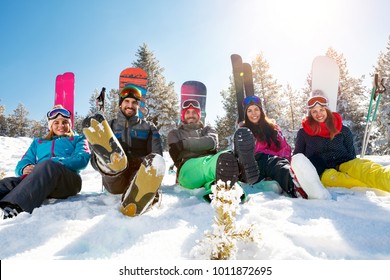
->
[167, 122, 218, 168]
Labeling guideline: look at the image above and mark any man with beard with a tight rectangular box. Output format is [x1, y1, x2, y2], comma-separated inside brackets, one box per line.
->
[167, 99, 259, 202]
[83, 84, 163, 215]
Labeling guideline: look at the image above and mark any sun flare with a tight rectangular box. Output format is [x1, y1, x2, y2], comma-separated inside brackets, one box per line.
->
[264, 0, 341, 40]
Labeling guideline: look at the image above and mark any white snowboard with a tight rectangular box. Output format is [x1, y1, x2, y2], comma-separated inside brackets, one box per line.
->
[291, 153, 331, 200]
[311, 56, 340, 112]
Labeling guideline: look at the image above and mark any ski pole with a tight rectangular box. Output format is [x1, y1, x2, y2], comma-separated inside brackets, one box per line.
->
[361, 75, 377, 157]
[361, 75, 386, 157]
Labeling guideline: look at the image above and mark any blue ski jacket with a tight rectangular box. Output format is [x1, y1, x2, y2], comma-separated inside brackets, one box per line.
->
[15, 134, 91, 176]
[110, 112, 163, 159]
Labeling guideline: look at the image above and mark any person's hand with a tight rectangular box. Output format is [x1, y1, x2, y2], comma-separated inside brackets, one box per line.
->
[22, 164, 35, 175]
[169, 141, 184, 160]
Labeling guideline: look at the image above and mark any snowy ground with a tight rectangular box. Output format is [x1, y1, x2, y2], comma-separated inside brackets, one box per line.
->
[1, 136, 390, 262]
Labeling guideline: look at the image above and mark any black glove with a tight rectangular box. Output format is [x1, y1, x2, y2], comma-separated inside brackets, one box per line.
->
[118, 139, 132, 159]
[169, 141, 184, 161]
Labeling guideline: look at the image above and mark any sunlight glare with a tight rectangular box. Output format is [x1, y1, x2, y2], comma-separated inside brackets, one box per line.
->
[265, 0, 340, 41]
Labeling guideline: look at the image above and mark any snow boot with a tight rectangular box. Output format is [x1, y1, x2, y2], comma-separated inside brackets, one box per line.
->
[216, 151, 240, 187]
[233, 127, 259, 184]
[82, 113, 127, 174]
[290, 153, 331, 200]
[120, 153, 165, 217]
[0, 203, 23, 220]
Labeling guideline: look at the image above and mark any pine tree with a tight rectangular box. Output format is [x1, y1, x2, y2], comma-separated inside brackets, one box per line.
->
[105, 88, 120, 121]
[88, 89, 100, 115]
[0, 102, 7, 136]
[325, 48, 369, 152]
[7, 103, 30, 137]
[252, 53, 283, 120]
[371, 36, 390, 155]
[73, 112, 84, 134]
[282, 83, 307, 146]
[29, 118, 47, 138]
[284, 83, 304, 131]
[215, 79, 238, 151]
[132, 43, 179, 149]
[251, 53, 297, 145]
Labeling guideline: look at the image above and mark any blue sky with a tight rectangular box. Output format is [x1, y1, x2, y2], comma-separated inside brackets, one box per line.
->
[0, 0, 389, 124]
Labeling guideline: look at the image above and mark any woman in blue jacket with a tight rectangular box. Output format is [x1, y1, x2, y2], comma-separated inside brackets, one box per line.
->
[0, 105, 91, 219]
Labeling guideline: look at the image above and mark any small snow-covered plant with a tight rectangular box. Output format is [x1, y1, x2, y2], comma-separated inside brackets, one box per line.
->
[191, 180, 261, 260]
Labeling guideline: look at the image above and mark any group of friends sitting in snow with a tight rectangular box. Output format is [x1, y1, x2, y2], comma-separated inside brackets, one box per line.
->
[0, 84, 389, 219]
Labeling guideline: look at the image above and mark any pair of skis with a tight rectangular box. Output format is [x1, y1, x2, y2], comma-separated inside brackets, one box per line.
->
[230, 54, 255, 124]
[361, 74, 387, 157]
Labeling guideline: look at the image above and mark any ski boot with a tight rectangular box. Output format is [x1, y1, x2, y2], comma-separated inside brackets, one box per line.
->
[233, 127, 259, 184]
[290, 153, 331, 199]
[82, 113, 127, 174]
[216, 151, 240, 187]
[120, 153, 165, 217]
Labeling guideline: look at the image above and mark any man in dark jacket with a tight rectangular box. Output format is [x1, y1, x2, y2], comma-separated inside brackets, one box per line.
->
[83, 85, 163, 215]
[167, 99, 259, 201]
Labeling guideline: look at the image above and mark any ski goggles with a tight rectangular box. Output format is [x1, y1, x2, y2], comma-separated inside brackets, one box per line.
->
[47, 108, 71, 120]
[182, 99, 201, 110]
[307, 96, 329, 109]
[243, 95, 261, 107]
[119, 85, 142, 100]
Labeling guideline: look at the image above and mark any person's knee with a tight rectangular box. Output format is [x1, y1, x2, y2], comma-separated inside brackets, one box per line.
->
[34, 160, 62, 172]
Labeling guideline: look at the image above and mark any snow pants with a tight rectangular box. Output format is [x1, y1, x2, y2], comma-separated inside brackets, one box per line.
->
[91, 153, 142, 194]
[255, 153, 296, 197]
[178, 151, 248, 201]
[178, 151, 224, 193]
[321, 158, 390, 193]
[0, 161, 81, 213]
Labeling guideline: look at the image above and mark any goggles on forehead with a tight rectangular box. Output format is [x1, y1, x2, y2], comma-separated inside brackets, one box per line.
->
[307, 96, 329, 109]
[243, 95, 261, 107]
[182, 99, 201, 109]
[119, 86, 142, 100]
[47, 108, 71, 120]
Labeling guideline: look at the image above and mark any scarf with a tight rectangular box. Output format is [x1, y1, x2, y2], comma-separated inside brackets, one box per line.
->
[302, 112, 343, 138]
